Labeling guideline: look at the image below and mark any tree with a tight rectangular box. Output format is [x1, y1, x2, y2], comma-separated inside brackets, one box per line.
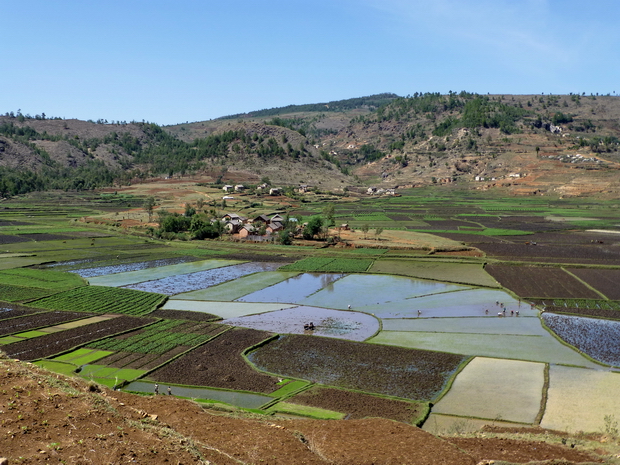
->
[143, 196, 156, 222]
[303, 216, 324, 240]
[184, 203, 196, 217]
[278, 230, 293, 245]
[322, 202, 335, 226]
[195, 197, 205, 212]
[361, 224, 370, 239]
[374, 227, 384, 240]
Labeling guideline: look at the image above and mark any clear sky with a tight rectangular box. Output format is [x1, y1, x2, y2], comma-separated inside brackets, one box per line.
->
[2, 0, 618, 125]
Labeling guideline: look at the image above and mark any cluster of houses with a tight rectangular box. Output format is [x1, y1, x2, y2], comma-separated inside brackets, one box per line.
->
[543, 153, 603, 165]
[221, 213, 296, 239]
[222, 184, 282, 196]
[474, 173, 525, 182]
[366, 187, 397, 195]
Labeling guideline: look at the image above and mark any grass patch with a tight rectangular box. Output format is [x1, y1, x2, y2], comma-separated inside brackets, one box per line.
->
[13, 330, 49, 339]
[33, 360, 78, 376]
[281, 257, 373, 273]
[63, 350, 114, 366]
[53, 348, 96, 361]
[267, 402, 346, 420]
[269, 380, 311, 398]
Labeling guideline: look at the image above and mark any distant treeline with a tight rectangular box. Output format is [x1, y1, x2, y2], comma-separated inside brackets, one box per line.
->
[219, 93, 400, 119]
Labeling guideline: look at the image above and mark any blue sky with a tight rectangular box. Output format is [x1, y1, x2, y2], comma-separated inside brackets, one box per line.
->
[2, 0, 618, 125]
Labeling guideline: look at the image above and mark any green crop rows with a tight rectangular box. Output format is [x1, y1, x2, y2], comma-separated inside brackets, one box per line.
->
[28, 286, 166, 315]
[88, 320, 213, 354]
[0, 283, 56, 302]
[281, 257, 373, 273]
[0, 268, 85, 290]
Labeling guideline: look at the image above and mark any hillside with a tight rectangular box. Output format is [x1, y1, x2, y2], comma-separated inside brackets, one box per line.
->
[2, 92, 620, 198]
[0, 355, 614, 464]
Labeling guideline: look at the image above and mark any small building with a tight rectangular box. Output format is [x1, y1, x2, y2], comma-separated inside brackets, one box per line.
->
[252, 214, 271, 224]
[367, 187, 377, 195]
[234, 184, 245, 192]
[238, 224, 257, 238]
[270, 214, 286, 223]
[269, 187, 281, 196]
[222, 185, 233, 192]
[266, 221, 284, 234]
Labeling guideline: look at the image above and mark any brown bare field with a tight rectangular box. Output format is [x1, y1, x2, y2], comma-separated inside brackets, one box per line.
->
[567, 268, 620, 299]
[484, 264, 601, 298]
[149, 327, 281, 393]
[288, 386, 426, 423]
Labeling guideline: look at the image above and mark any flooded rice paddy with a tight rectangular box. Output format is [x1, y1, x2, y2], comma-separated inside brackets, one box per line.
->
[300, 274, 469, 310]
[236, 273, 345, 303]
[222, 306, 379, 341]
[88, 258, 596, 367]
[123, 262, 282, 295]
[124, 381, 271, 409]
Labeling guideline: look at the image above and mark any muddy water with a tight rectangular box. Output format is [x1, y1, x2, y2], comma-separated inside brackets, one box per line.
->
[222, 306, 379, 341]
[124, 262, 282, 295]
[236, 273, 345, 304]
[124, 381, 271, 409]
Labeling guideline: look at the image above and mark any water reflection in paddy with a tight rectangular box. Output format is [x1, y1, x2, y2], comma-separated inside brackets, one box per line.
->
[222, 306, 379, 341]
[301, 274, 468, 310]
[236, 273, 345, 304]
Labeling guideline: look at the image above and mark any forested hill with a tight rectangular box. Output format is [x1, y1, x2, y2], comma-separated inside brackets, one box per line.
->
[2, 91, 620, 198]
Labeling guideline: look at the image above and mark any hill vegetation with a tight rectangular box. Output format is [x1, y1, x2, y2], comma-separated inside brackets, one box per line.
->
[2, 91, 620, 198]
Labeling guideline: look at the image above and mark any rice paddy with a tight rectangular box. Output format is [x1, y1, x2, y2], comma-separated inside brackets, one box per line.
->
[369, 331, 600, 368]
[541, 366, 620, 433]
[432, 357, 545, 423]
[87, 259, 243, 287]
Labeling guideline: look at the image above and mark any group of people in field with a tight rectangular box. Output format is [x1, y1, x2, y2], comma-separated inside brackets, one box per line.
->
[303, 322, 315, 331]
[154, 384, 172, 395]
[485, 300, 520, 317]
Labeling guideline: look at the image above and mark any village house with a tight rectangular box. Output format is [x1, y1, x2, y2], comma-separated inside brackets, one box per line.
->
[234, 184, 245, 192]
[222, 213, 247, 234]
[222, 185, 233, 193]
[252, 214, 271, 224]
